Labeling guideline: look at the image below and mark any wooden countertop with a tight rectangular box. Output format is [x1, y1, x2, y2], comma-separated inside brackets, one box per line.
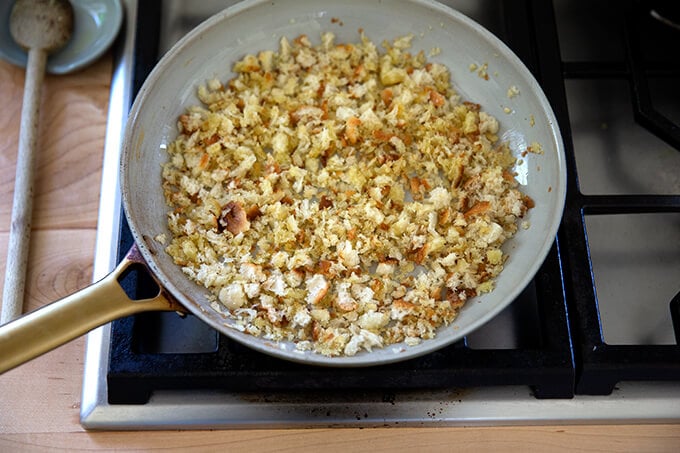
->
[0, 55, 678, 452]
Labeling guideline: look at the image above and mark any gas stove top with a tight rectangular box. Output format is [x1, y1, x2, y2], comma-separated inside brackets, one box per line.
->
[80, 0, 680, 428]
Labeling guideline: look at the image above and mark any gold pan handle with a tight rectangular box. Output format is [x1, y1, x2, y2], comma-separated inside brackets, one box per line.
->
[0, 246, 185, 374]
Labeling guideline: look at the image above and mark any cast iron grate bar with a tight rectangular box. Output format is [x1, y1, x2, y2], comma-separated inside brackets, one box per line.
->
[623, 0, 680, 150]
[671, 291, 680, 344]
[106, 0, 576, 405]
[563, 61, 680, 80]
[581, 194, 680, 215]
[526, 0, 680, 395]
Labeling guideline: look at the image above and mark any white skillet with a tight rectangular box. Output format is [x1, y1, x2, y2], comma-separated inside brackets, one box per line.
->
[0, 0, 566, 372]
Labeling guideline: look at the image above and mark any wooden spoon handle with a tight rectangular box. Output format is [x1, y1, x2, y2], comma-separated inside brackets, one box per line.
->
[1, 47, 48, 324]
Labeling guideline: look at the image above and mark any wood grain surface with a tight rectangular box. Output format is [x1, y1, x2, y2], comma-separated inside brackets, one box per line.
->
[0, 56, 678, 452]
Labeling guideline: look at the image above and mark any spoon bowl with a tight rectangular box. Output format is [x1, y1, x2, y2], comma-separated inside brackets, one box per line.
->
[10, 0, 73, 52]
[0, 0, 122, 74]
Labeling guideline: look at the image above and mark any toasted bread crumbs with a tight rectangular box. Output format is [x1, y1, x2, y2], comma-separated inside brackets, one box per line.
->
[161, 31, 532, 356]
[528, 141, 544, 154]
[476, 62, 489, 80]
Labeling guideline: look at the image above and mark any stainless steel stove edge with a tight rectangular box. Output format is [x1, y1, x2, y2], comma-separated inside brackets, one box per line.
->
[80, 0, 138, 428]
[81, 381, 680, 430]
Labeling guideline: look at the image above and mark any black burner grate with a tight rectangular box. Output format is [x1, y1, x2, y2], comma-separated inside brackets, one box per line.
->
[106, 0, 680, 404]
[512, 0, 680, 395]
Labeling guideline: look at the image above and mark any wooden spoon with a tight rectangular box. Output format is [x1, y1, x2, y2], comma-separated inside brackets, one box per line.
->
[1, 0, 73, 324]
